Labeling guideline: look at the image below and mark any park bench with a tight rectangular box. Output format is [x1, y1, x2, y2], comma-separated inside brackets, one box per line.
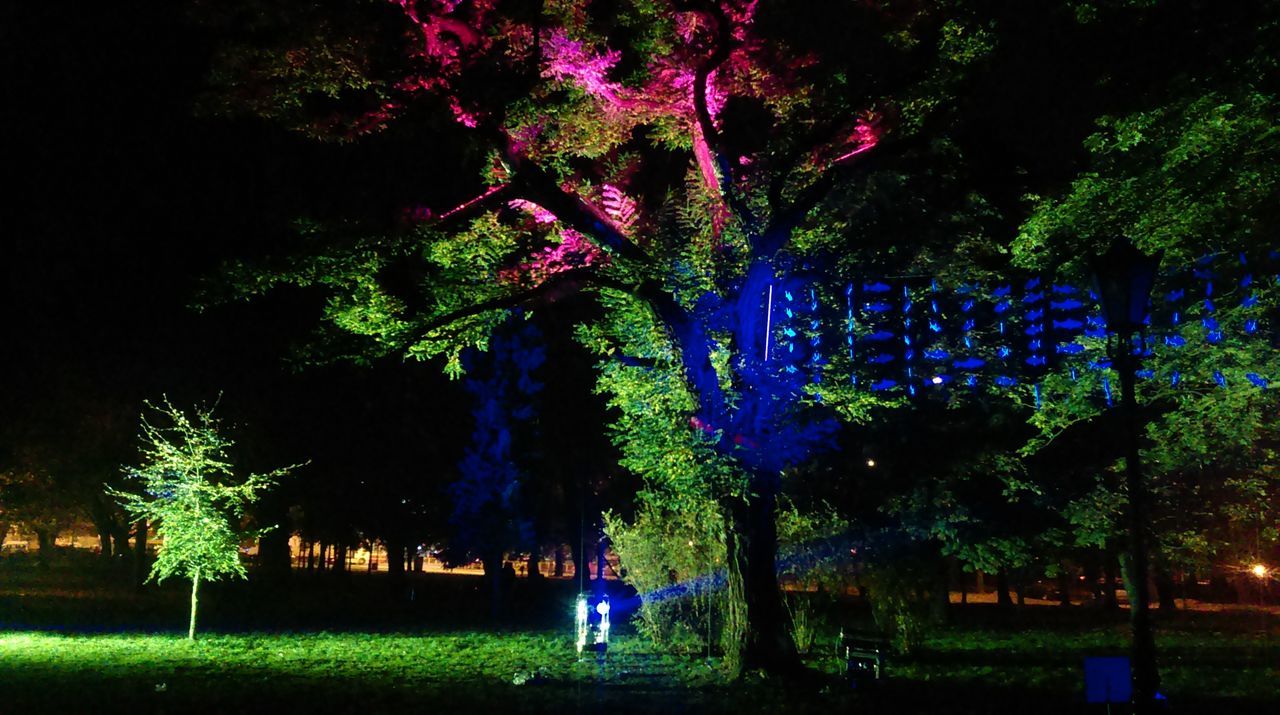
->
[838, 631, 888, 682]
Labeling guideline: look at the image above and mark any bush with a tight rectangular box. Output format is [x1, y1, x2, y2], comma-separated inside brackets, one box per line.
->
[605, 502, 727, 656]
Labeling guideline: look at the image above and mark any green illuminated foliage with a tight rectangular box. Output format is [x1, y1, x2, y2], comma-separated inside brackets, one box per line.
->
[110, 398, 297, 639]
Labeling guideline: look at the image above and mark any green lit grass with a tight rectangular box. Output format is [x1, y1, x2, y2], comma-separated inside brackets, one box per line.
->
[0, 630, 731, 713]
[1, 562, 1277, 712]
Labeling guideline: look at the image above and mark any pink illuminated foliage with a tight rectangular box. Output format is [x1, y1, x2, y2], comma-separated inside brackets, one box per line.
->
[498, 228, 608, 287]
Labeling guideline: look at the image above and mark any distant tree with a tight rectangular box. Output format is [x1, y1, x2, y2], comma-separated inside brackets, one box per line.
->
[110, 399, 294, 639]
[449, 317, 544, 613]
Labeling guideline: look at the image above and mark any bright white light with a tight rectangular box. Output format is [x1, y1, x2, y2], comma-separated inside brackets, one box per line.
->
[866, 459, 876, 468]
[931, 376, 943, 385]
[1252, 564, 1268, 578]
[596, 600, 610, 616]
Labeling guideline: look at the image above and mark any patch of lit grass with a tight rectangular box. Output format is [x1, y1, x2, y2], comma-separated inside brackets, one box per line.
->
[0, 629, 735, 713]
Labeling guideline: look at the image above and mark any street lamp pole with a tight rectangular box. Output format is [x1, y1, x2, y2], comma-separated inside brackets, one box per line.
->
[1089, 238, 1162, 713]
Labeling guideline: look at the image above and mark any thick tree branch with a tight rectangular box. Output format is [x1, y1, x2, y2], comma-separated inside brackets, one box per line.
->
[417, 267, 621, 336]
[506, 154, 654, 265]
[759, 131, 918, 259]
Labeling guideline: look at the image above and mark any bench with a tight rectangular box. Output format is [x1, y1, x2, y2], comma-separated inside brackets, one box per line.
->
[839, 631, 888, 681]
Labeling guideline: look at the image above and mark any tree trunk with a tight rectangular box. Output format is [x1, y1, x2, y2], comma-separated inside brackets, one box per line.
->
[188, 570, 200, 640]
[996, 569, 1013, 608]
[386, 539, 405, 583]
[256, 525, 291, 580]
[1058, 568, 1072, 607]
[1014, 570, 1026, 608]
[111, 526, 131, 565]
[723, 486, 800, 677]
[1103, 552, 1120, 610]
[1152, 557, 1177, 612]
[553, 546, 566, 578]
[305, 541, 316, 572]
[482, 550, 504, 618]
[975, 569, 986, 594]
[132, 519, 148, 588]
[1083, 554, 1104, 603]
[319, 543, 329, 572]
[333, 542, 347, 574]
[34, 525, 58, 568]
[931, 553, 951, 623]
[97, 528, 114, 560]
[527, 550, 543, 581]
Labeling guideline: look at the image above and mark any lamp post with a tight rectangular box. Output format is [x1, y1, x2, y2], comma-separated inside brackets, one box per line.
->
[1088, 238, 1162, 712]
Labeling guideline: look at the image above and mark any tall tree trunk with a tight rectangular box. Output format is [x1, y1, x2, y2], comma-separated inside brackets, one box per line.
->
[723, 485, 799, 677]
[319, 543, 329, 572]
[975, 569, 986, 594]
[553, 546, 566, 578]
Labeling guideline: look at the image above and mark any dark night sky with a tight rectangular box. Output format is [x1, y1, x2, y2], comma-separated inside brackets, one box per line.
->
[0, 1, 480, 476]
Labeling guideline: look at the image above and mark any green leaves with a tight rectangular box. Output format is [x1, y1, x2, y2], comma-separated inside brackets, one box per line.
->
[110, 398, 295, 585]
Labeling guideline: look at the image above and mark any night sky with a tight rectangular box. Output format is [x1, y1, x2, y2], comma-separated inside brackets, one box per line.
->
[0, 2, 491, 488]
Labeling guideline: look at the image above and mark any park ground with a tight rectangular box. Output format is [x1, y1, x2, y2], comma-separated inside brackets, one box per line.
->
[1, 557, 1278, 714]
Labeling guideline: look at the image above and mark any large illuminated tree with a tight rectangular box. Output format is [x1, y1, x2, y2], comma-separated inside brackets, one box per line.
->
[208, 0, 992, 673]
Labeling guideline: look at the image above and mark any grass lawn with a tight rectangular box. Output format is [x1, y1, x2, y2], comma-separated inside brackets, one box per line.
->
[1, 559, 1277, 713]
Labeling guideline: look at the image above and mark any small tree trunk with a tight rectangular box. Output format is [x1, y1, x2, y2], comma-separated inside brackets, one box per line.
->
[975, 569, 986, 594]
[305, 541, 316, 572]
[188, 570, 200, 640]
[554, 546, 566, 578]
[1058, 568, 1072, 607]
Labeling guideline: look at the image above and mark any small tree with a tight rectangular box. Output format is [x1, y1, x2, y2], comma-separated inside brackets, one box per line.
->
[111, 398, 291, 640]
